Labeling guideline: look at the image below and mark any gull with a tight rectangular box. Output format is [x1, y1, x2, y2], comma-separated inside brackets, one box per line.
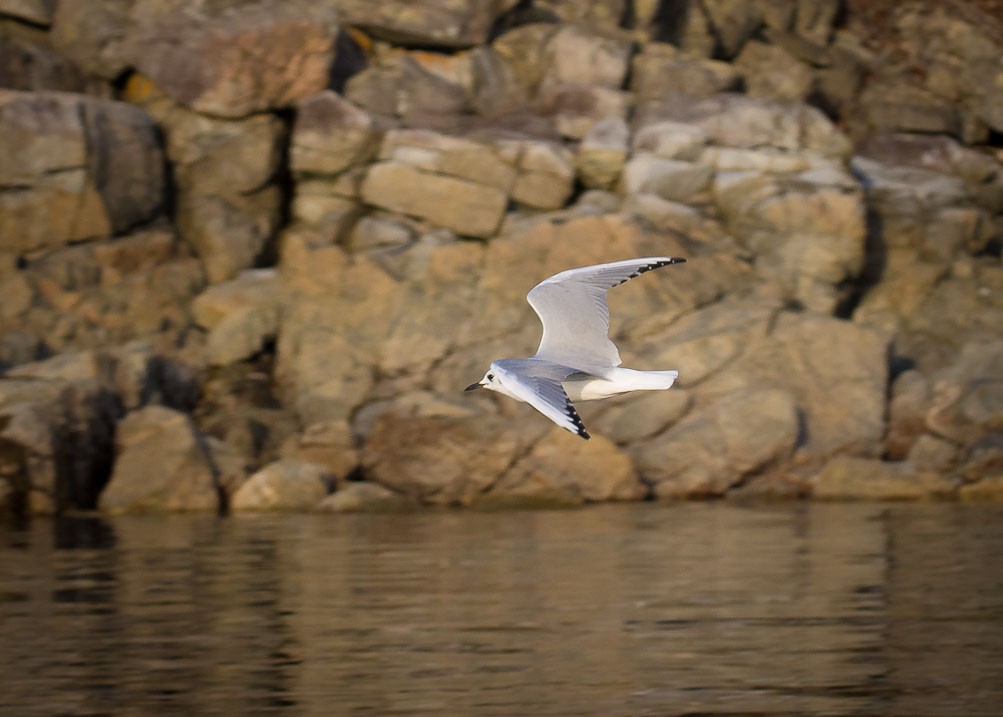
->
[465, 257, 686, 439]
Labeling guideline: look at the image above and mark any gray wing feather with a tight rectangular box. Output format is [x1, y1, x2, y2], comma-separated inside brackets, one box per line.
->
[527, 257, 685, 369]
[494, 359, 589, 439]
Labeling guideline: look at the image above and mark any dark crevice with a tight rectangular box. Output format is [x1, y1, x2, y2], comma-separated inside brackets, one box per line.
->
[649, 0, 694, 45]
[834, 206, 887, 319]
[51, 384, 123, 512]
[328, 27, 368, 94]
[489, 0, 559, 41]
[254, 107, 295, 270]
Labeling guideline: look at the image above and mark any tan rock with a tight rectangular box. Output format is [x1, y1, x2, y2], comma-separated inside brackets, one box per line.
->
[0, 0, 56, 25]
[362, 413, 540, 505]
[482, 428, 643, 507]
[631, 43, 739, 100]
[577, 117, 629, 190]
[361, 161, 508, 238]
[231, 459, 331, 511]
[100, 406, 219, 513]
[191, 270, 280, 330]
[335, 0, 516, 47]
[538, 83, 631, 139]
[129, 0, 337, 117]
[701, 313, 889, 461]
[0, 90, 163, 254]
[811, 456, 952, 500]
[632, 121, 708, 161]
[590, 389, 692, 444]
[540, 24, 633, 89]
[281, 419, 359, 480]
[618, 156, 712, 202]
[635, 388, 799, 498]
[958, 475, 1003, 503]
[637, 93, 852, 157]
[315, 481, 412, 512]
[734, 40, 816, 103]
[291, 90, 378, 176]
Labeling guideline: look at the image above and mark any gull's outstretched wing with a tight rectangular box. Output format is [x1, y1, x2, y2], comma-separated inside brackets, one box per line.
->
[493, 359, 589, 439]
[527, 257, 686, 369]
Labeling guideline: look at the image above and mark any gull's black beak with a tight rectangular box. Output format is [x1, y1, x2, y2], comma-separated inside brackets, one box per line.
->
[465, 382, 483, 392]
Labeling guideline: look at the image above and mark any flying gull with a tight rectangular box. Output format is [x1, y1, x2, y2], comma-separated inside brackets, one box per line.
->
[465, 257, 686, 439]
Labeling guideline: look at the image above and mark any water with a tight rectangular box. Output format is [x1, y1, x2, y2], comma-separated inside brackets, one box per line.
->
[1, 503, 1001, 716]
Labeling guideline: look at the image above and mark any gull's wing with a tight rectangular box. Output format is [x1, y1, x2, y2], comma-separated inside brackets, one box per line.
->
[493, 359, 589, 439]
[527, 257, 686, 369]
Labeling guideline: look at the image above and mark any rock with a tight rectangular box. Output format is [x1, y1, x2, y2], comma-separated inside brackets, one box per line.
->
[907, 434, 958, 474]
[632, 120, 708, 160]
[100, 405, 219, 513]
[574, 117, 627, 190]
[361, 162, 507, 238]
[491, 22, 558, 94]
[631, 43, 740, 101]
[176, 188, 281, 284]
[734, 40, 815, 103]
[290, 91, 379, 176]
[589, 388, 692, 445]
[0, 0, 56, 25]
[509, 140, 575, 210]
[699, 0, 762, 57]
[122, 75, 286, 282]
[230, 459, 330, 511]
[893, 3, 1003, 133]
[468, 45, 527, 117]
[281, 419, 359, 480]
[50, 0, 132, 80]
[886, 370, 932, 460]
[481, 429, 644, 507]
[959, 475, 1003, 503]
[539, 24, 633, 90]
[699, 313, 889, 461]
[636, 93, 852, 157]
[634, 387, 799, 498]
[860, 78, 962, 138]
[856, 133, 1003, 214]
[0, 35, 93, 93]
[191, 270, 280, 330]
[926, 340, 1003, 447]
[192, 270, 281, 366]
[1, 375, 121, 514]
[618, 155, 712, 202]
[534, 0, 627, 33]
[794, 0, 840, 45]
[128, 0, 337, 118]
[811, 456, 951, 500]
[537, 82, 631, 139]
[315, 481, 412, 512]
[335, 0, 517, 48]
[362, 413, 541, 505]
[0, 90, 165, 254]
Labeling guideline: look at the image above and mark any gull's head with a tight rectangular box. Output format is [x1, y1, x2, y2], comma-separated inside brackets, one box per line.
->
[465, 366, 501, 394]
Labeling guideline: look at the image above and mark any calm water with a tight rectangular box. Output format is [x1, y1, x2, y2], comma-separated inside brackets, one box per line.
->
[1, 503, 1002, 716]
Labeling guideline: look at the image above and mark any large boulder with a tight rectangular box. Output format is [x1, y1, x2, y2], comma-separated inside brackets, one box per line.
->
[127, 0, 337, 118]
[0, 90, 165, 255]
[634, 387, 800, 498]
[230, 459, 330, 511]
[334, 0, 518, 48]
[100, 405, 220, 513]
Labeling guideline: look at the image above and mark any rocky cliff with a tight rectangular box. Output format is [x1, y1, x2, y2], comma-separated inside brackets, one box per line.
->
[1, 0, 1001, 514]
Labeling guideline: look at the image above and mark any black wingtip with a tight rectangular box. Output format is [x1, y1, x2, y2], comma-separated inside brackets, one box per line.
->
[579, 430, 591, 440]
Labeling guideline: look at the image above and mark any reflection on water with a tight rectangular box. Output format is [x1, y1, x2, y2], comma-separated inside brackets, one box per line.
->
[1, 503, 1002, 716]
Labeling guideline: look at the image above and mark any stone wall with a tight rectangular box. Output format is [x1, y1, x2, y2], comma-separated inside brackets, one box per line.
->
[1, 0, 1001, 514]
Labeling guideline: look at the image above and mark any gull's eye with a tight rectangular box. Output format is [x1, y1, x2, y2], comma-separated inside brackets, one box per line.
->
[486, 373, 494, 380]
